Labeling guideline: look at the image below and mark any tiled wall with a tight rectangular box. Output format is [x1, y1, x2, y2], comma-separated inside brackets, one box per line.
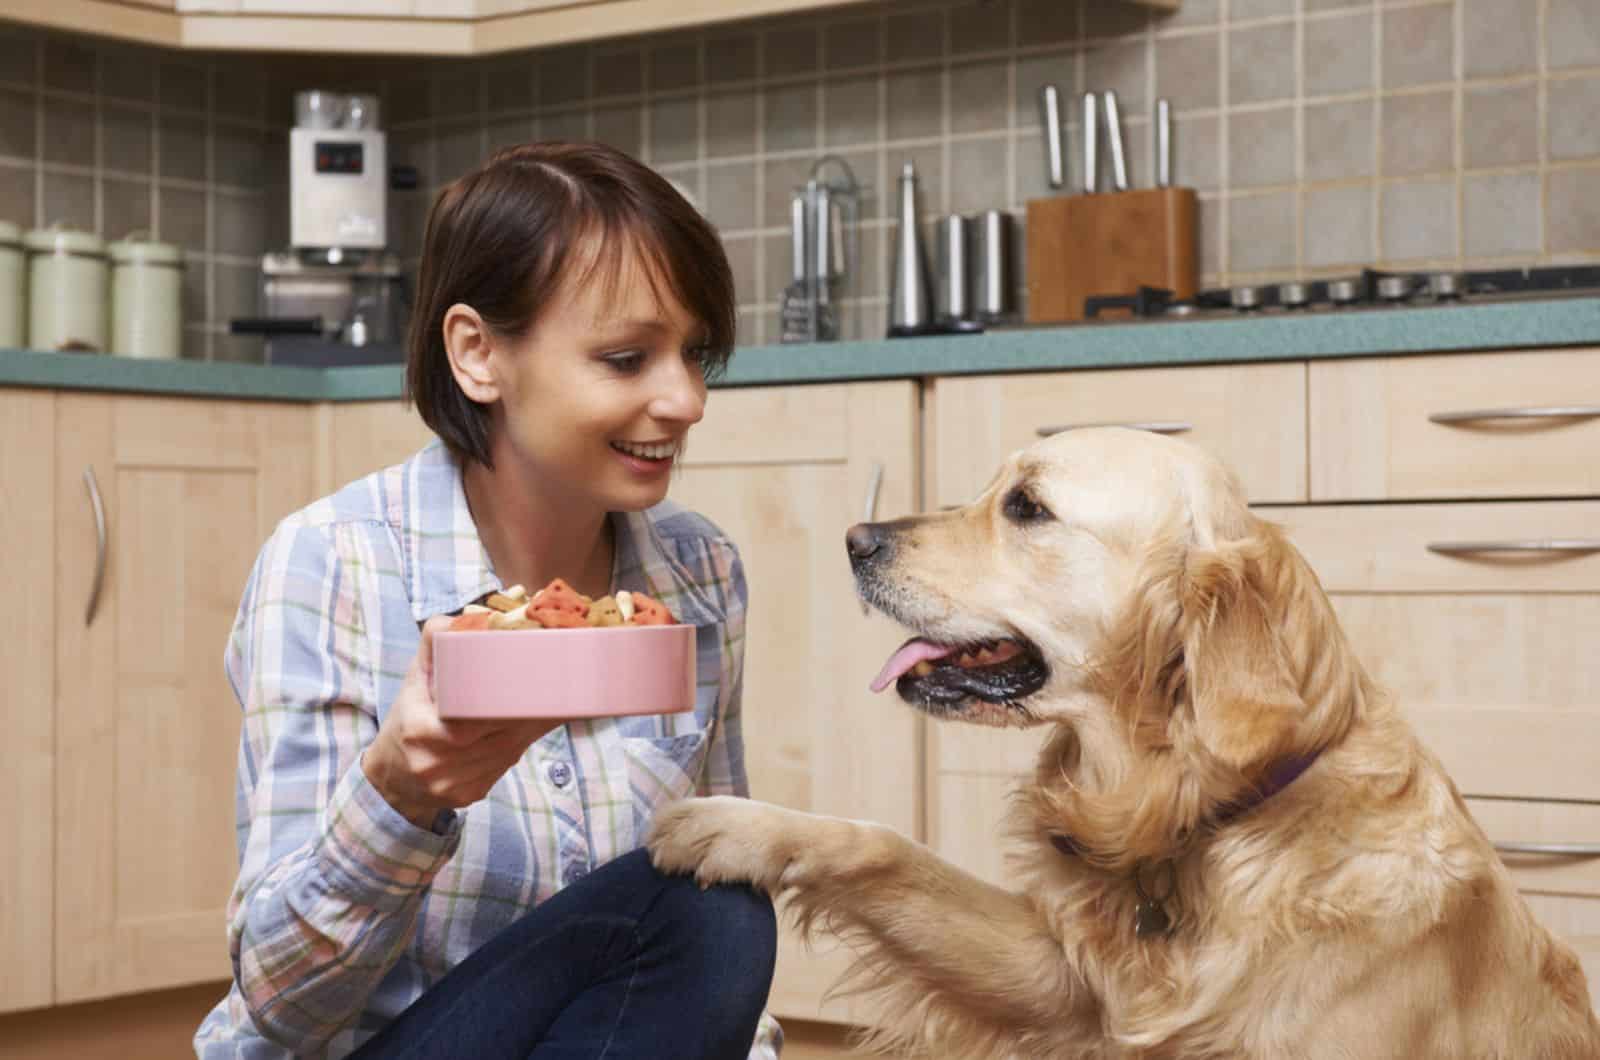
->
[4, 0, 1597, 357]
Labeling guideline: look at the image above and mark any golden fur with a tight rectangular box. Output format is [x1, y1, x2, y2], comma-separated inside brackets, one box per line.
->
[649, 427, 1600, 1059]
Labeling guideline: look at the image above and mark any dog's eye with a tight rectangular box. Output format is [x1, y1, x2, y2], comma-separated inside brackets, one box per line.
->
[1002, 486, 1052, 524]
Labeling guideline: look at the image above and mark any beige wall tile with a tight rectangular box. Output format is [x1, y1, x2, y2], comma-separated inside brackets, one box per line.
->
[1382, 4, 1454, 90]
[1229, 105, 1296, 187]
[1463, 82, 1538, 169]
[1086, 38, 1148, 112]
[0, 163, 35, 227]
[763, 81, 816, 153]
[1463, 170, 1541, 257]
[649, 41, 701, 93]
[1017, 0, 1079, 45]
[158, 112, 207, 184]
[0, 89, 33, 161]
[705, 31, 759, 85]
[1381, 177, 1456, 261]
[592, 103, 642, 158]
[1014, 50, 1076, 128]
[1380, 90, 1454, 177]
[704, 160, 758, 233]
[42, 95, 96, 169]
[1547, 167, 1600, 254]
[1305, 98, 1375, 182]
[1229, 190, 1296, 272]
[1175, 113, 1222, 191]
[886, 8, 944, 64]
[212, 189, 265, 257]
[766, 24, 820, 79]
[1304, 182, 1373, 266]
[1463, 0, 1536, 77]
[1548, 75, 1600, 162]
[1547, 0, 1600, 71]
[825, 16, 883, 71]
[1157, 32, 1220, 112]
[157, 183, 206, 254]
[950, 0, 1013, 55]
[950, 59, 1009, 134]
[949, 134, 1008, 213]
[823, 74, 879, 147]
[41, 168, 94, 230]
[1304, 11, 1374, 98]
[44, 38, 97, 96]
[1230, 22, 1297, 105]
[886, 66, 942, 142]
[706, 92, 757, 158]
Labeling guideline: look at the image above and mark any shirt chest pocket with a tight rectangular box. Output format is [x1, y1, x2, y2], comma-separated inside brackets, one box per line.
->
[622, 731, 710, 844]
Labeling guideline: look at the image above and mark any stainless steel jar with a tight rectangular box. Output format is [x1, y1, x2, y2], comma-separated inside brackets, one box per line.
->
[110, 236, 183, 359]
[25, 225, 109, 353]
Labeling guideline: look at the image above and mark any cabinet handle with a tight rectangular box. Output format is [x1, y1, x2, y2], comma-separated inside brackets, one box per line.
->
[863, 461, 883, 523]
[1493, 841, 1600, 857]
[1427, 539, 1600, 556]
[860, 462, 884, 615]
[1035, 421, 1192, 438]
[1428, 405, 1600, 425]
[84, 466, 107, 627]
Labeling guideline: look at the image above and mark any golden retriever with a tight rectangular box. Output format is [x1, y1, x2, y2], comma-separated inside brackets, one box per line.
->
[648, 427, 1600, 1059]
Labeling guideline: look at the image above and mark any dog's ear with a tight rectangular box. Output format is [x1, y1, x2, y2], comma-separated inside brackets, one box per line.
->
[1180, 535, 1305, 774]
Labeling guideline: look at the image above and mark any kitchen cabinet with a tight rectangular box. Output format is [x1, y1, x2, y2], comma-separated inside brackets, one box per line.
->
[929, 362, 1309, 510]
[13, 0, 1176, 56]
[52, 393, 320, 1003]
[322, 399, 437, 495]
[668, 380, 923, 1024]
[0, 390, 56, 1015]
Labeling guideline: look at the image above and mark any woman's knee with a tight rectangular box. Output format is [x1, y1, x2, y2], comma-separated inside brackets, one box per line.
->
[651, 868, 777, 976]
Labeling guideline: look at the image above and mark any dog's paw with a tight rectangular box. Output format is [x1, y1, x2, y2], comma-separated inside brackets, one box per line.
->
[647, 796, 806, 893]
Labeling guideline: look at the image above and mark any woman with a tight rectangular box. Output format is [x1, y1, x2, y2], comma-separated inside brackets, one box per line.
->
[195, 142, 780, 1058]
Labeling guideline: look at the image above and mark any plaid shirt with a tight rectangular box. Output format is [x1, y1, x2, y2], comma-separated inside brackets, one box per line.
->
[195, 440, 782, 1058]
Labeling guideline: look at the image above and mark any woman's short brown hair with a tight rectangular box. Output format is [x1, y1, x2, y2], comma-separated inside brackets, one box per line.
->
[405, 141, 736, 467]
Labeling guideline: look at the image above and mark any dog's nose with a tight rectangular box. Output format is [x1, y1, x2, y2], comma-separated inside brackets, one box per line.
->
[845, 522, 886, 562]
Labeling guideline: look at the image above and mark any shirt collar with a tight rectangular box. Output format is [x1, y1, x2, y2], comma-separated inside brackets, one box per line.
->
[398, 441, 720, 629]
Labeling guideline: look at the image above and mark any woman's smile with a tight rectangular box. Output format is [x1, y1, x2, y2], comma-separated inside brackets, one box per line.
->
[610, 437, 679, 474]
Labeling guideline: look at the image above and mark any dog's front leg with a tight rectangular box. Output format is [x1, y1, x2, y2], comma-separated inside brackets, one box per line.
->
[649, 796, 1094, 1052]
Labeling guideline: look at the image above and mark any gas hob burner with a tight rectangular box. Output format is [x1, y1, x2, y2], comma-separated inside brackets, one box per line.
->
[1080, 264, 1600, 321]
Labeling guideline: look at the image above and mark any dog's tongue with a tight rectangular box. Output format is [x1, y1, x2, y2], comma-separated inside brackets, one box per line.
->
[870, 638, 956, 693]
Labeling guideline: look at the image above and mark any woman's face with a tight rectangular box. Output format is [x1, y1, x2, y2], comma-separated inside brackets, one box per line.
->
[488, 246, 709, 516]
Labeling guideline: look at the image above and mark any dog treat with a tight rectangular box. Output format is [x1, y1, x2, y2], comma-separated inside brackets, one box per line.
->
[447, 578, 676, 631]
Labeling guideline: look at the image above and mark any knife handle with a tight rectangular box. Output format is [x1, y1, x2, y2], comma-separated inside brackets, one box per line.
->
[1104, 90, 1128, 192]
[1082, 91, 1098, 194]
[1040, 84, 1064, 189]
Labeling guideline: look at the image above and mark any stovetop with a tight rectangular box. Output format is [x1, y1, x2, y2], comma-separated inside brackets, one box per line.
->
[1083, 265, 1600, 321]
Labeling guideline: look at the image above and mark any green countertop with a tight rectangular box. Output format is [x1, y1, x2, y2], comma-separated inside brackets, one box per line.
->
[4, 296, 1598, 402]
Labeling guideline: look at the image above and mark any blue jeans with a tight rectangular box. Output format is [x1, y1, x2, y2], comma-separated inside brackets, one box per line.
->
[349, 848, 777, 1059]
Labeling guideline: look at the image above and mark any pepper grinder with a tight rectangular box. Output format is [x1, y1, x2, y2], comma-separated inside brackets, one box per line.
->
[888, 162, 935, 337]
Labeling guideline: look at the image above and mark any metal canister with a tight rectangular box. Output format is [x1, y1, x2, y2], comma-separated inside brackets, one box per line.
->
[25, 225, 109, 353]
[936, 214, 970, 324]
[973, 209, 1013, 323]
[0, 220, 24, 348]
[109, 236, 183, 359]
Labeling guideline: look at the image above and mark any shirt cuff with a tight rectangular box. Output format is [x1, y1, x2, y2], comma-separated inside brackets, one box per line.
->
[313, 756, 462, 913]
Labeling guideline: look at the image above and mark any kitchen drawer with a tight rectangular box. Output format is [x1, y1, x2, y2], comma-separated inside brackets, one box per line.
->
[1265, 501, 1600, 803]
[931, 362, 1307, 509]
[1310, 349, 1600, 501]
[1466, 799, 1600, 900]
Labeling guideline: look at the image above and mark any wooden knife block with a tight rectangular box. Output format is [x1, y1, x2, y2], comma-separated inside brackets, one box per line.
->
[1025, 187, 1199, 323]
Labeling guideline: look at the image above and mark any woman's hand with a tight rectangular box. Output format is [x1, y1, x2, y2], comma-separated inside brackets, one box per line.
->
[363, 615, 564, 830]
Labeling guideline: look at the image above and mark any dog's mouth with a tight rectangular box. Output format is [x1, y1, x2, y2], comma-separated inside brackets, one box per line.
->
[870, 635, 1049, 712]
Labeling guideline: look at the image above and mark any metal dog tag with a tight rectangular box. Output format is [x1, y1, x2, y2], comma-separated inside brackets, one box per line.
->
[1134, 900, 1171, 939]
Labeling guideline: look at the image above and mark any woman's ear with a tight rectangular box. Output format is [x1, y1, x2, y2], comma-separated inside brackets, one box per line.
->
[442, 303, 500, 405]
[1181, 536, 1304, 774]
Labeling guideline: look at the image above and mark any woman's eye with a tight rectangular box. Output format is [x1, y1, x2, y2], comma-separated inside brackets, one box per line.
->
[1002, 486, 1052, 524]
[602, 350, 646, 373]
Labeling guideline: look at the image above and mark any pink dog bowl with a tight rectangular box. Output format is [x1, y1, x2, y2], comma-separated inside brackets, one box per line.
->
[433, 624, 697, 719]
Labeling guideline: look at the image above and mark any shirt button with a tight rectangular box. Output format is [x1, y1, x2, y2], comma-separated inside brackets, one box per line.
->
[547, 761, 573, 788]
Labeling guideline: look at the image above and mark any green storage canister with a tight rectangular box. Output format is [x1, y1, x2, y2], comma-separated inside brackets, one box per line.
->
[0, 220, 24, 348]
[110, 236, 184, 359]
[25, 225, 109, 353]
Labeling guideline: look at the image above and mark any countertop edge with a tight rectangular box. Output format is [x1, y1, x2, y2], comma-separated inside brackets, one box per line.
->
[3, 298, 1598, 402]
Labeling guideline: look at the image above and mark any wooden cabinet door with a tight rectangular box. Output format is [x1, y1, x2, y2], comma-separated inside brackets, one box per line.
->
[668, 381, 922, 1024]
[323, 400, 437, 495]
[0, 389, 56, 1014]
[53, 394, 320, 1003]
[931, 363, 1309, 510]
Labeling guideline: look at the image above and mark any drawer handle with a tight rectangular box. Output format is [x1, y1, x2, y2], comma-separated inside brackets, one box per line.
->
[1493, 841, 1600, 858]
[1429, 404, 1600, 425]
[1035, 421, 1192, 438]
[1427, 539, 1600, 556]
[84, 466, 108, 627]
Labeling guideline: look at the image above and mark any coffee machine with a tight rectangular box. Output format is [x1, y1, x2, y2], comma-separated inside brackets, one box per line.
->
[233, 90, 410, 365]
